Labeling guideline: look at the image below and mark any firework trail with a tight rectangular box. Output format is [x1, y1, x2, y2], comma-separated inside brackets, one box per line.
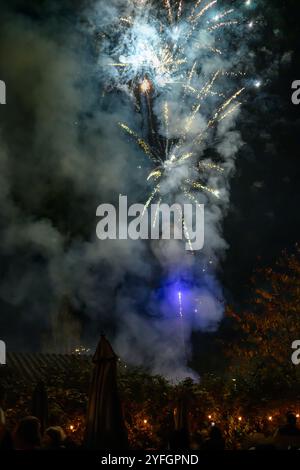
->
[178, 290, 183, 319]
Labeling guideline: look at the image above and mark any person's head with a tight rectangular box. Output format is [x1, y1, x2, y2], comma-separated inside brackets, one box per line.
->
[43, 426, 66, 449]
[253, 421, 263, 434]
[286, 411, 297, 426]
[0, 429, 13, 450]
[170, 428, 190, 449]
[210, 425, 223, 440]
[13, 416, 41, 450]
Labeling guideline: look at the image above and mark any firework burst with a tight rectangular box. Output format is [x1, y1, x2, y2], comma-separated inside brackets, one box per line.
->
[97, 0, 257, 250]
[119, 77, 243, 208]
[90, 0, 260, 369]
[101, 0, 247, 90]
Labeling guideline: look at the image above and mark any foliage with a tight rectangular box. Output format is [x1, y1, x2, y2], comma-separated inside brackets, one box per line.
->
[225, 246, 300, 403]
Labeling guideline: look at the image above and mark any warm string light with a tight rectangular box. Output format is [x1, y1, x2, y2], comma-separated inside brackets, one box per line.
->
[68, 423, 80, 433]
[204, 411, 300, 422]
[72, 345, 91, 355]
[68, 420, 81, 433]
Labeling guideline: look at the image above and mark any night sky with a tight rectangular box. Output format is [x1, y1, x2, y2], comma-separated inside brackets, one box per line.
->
[222, 0, 300, 303]
[0, 0, 299, 377]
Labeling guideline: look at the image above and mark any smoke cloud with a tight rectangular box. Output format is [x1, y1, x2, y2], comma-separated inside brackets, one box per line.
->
[0, 0, 271, 380]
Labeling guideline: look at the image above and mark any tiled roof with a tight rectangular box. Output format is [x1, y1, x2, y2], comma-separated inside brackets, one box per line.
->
[2, 352, 91, 383]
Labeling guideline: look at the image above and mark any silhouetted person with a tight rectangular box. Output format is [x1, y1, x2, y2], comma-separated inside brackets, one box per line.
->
[169, 428, 190, 450]
[274, 412, 300, 450]
[32, 381, 48, 434]
[0, 410, 13, 451]
[202, 425, 225, 451]
[0, 389, 12, 450]
[13, 416, 41, 450]
[242, 423, 276, 450]
[0, 428, 13, 450]
[43, 426, 66, 450]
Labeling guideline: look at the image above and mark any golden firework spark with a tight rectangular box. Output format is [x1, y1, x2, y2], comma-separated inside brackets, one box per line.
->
[190, 1, 217, 22]
[147, 169, 162, 181]
[192, 182, 220, 199]
[218, 103, 242, 121]
[208, 20, 239, 32]
[199, 161, 224, 172]
[112, 0, 251, 214]
[177, 0, 183, 20]
[152, 197, 162, 227]
[142, 184, 161, 216]
[182, 220, 194, 252]
[176, 152, 194, 164]
[119, 122, 157, 161]
[164, 0, 173, 23]
[140, 78, 152, 94]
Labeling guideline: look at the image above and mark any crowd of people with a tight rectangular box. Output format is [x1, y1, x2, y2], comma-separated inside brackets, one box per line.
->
[1, 409, 300, 451]
[169, 412, 300, 451]
[0, 414, 79, 450]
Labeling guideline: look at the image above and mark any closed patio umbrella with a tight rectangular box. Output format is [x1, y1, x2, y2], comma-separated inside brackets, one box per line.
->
[32, 381, 48, 434]
[174, 395, 189, 431]
[85, 335, 128, 449]
[170, 393, 190, 450]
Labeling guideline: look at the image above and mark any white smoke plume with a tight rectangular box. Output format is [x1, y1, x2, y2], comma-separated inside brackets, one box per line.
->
[0, 0, 265, 380]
